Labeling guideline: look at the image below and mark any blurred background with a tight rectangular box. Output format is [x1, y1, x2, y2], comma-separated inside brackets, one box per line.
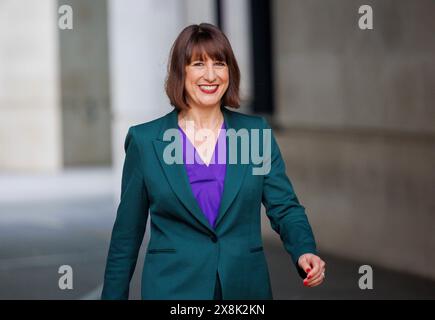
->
[0, 0, 434, 299]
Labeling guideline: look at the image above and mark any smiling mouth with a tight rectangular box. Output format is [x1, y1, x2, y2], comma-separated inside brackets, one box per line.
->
[198, 85, 219, 94]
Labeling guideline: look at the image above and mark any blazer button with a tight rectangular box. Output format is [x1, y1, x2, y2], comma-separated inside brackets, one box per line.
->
[210, 234, 218, 243]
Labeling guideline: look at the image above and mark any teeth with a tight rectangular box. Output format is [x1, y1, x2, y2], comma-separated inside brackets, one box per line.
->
[199, 85, 218, 90]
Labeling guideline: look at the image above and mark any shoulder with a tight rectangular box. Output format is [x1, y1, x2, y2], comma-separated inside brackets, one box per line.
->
[223, 107, 268, 129]
[127, 109, 174, 142]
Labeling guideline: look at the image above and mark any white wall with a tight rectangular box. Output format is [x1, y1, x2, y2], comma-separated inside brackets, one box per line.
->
[0, 0, 61, 171]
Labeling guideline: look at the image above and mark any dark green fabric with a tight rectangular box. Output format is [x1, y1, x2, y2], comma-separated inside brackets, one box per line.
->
[213, 272, 222, 300]
[102, 106, 317, 300]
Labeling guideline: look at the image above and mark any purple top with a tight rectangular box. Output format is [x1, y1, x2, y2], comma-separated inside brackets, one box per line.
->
[178, 122, 227, 229]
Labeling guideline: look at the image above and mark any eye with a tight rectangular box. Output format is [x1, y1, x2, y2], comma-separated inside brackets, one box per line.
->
[192, 62, 204, 67]
[215, 61, 226, 66]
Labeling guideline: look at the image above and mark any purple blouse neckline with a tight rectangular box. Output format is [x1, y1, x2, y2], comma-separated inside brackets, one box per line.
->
[178, 121, 227, 229]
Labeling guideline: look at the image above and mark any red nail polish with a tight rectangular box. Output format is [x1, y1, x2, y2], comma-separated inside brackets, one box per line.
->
[303, 280, 308, 286]
[308, 275, 312, 279]
[306, 268, 311, 273]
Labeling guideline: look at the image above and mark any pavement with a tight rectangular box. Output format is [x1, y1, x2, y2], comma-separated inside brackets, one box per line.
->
[0, 168, 434, 300]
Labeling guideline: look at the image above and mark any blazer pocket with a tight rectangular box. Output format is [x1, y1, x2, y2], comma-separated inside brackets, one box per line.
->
[147, 248, 177, 254]
[249, 246, 264, 253]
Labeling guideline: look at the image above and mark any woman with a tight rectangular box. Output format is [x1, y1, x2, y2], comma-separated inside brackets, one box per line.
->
[102, 23, 325, 300]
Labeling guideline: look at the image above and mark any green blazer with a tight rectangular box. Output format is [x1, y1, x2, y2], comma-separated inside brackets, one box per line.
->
[102, 106, 317, 300]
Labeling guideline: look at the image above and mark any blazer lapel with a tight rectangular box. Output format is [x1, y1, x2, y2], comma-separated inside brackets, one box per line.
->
[152, 106, 249, 233]
[153, 109, 214, 233]
[215, 106, 249, 228]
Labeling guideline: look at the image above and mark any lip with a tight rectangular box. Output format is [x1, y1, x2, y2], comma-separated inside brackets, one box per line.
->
[198, 84, 219, 94]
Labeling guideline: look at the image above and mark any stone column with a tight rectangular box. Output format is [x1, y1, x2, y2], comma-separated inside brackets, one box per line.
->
[0, 0, 61, 171]
[222, 0, 253, 113]
[107, 0, 185, 200]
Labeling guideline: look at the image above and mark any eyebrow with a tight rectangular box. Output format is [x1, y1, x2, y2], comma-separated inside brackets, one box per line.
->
[190, 58, 226, 63]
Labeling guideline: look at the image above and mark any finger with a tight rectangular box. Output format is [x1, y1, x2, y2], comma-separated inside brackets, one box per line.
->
[306, 276, 324, 287]
[307, 259, 326, 281]
[298, 255, 313, 275]
[306, 267, 325, 285]
[306, 257, 321, 279]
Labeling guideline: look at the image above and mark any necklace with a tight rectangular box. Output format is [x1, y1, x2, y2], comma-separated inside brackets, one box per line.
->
[178, 113, 224, 156]
[179, 113, 224, 133]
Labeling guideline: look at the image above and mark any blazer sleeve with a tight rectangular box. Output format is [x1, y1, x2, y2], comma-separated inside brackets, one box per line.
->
[260, 117, 317, 279]
[101, 126, 149, 299]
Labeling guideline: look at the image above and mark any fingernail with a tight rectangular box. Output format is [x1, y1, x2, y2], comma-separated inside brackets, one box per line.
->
[303, 280, 308, 286]
[306, 268, 311, 273]
[308, 275, 312, 279]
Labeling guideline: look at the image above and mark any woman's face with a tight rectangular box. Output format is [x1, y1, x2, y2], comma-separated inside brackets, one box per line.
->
[184, 54, 229, 109]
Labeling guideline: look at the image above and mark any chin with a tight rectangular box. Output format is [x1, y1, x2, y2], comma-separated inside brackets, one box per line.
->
[198, 99, 221, 107]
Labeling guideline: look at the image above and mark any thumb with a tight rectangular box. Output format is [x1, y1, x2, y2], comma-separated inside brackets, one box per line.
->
[298, 254, 313, 274]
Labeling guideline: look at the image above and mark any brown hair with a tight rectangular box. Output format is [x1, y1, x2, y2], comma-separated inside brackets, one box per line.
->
[165, 23, 241, 110]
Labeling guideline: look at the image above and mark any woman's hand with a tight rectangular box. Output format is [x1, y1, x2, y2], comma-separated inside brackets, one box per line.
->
[298, 253, 326, 287]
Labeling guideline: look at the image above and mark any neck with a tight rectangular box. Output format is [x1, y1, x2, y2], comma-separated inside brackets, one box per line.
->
[179, 104, 223, 130]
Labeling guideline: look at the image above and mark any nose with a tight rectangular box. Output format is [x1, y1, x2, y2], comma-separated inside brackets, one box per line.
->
[203, 63, 217, 82]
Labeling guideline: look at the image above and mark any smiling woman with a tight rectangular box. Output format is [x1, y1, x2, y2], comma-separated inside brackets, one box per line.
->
[102, 23, 325, 301]
[165, 24, 241, 165]
[185, 54, 228, 104]
[165, 23, 240, 112]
